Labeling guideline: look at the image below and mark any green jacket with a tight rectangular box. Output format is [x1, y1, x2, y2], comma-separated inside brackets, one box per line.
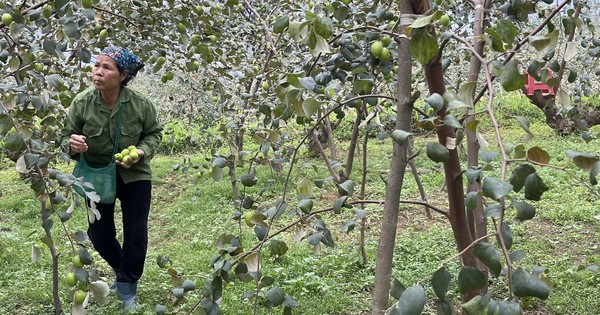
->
[60, 86, 163, 184]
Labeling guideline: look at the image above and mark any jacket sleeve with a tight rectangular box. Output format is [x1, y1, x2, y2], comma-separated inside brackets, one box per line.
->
[136, 98, 163, 160]
[59, 98, 84, 158]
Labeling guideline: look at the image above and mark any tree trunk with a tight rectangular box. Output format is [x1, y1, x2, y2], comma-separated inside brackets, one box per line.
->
[426, 56, 478, 304]
[371, 1, 414, 313]
[466, 0, 490, 294]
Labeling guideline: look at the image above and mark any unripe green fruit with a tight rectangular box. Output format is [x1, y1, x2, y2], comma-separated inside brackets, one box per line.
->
[195, 5, 203, 15]
[439, 14, 450, 27]
[191, 34, 200, 45]
[166, 71, 174, 80]
[121, 149, 130, 156]
[114, 153, 123, 161]
[370, 41, 383, 57]
[244, 211, 255, 227]
[122, 155, 133, 165]
[381, 36, 392, 47]
[74, 290, 86, 304]
[379, 47, 391, 62]
[157, 56, 166, 65]
[262, 81, 269, 90]
[161, 75, 168, 83]
[99, 29, 108, 40]
[2, 13, 13, 26]
[193, 61, 200, 70]
[129, 150, 139, 160]
[72, 255, 84, 268]
[212, 96, 218, 102]
[66, 272, 77, 287]
[42, 5, 52, 18]
[34, 63, 44, 72]
[177, 22, 186, 33]
[208, 35, 217, 44]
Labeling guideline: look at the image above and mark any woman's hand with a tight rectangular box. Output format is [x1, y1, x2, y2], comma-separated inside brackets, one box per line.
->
[117, 149, 144, 169]
[70, 134, 88, 154]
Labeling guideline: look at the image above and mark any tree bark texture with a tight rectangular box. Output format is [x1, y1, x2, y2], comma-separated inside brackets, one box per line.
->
[371, 1, 415, 313]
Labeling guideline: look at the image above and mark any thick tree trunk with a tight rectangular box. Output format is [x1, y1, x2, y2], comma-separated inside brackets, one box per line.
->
[371, 1, 414, 313]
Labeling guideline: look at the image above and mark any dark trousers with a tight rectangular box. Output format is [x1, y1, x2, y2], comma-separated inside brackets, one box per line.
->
[87, 172, 151, 283]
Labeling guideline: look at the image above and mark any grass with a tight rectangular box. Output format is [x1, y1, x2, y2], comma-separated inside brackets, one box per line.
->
[1, 107, 600, 314]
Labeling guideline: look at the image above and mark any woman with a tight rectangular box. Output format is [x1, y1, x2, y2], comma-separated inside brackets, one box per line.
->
[60, 46, 163, 311]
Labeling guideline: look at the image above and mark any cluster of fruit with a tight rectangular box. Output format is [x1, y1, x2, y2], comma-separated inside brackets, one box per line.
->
[114, 145, 139, 165]
[370, 36, 393, 62]
[66, 251, 93, 305]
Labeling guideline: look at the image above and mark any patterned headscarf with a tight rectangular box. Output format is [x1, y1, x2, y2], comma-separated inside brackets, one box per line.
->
[100, 46, 144, 84]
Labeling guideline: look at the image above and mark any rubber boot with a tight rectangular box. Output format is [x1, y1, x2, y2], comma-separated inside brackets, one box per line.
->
[109, 268, 123, 294]
[116, 281, 138, 312]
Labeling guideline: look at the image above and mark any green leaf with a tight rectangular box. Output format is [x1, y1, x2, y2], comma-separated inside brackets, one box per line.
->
[426, 142, 449, 163]
[485, 299, 522, 315]
[297, 199, 313, 214]
[211, 166, 223, 182]
[457, 266, 487, 294]
[496, 20, 519, 47]
[410, 28, 439, 65]
[513, 199, 536, 221]
[511, 267, 550, 300]
[299, 77, 316, 91]
[313, 17, 334, 39]
[333, 6, 349, 21]
[390, 277, 406, 300]
[46, 74, 64, 89]
[391, 129, 412, 145]
[273, 16, 289, 34]
[466, 168, 482, 184]
[507, 116, 534, 140]
[302, 98, 321, 117]
[269, 239, 288, 258]
[497, 222, 513, 250]
[443, 115, 462, 129]
[431, 267, 451, 301]
[499, 60, 526, 92]
[509, 164, 536, 192]
[566, 150, 599, 171]
[426, 93, 444, 111]
[183, 279, 196, 292]
[526, 146, 550, 164]
[78, 247, 94, 265]
[395, 285, 426, 315]
[462, 294, 491, 315]
[410, 15, 434, 28]
[485, 204, 501, 219]
[465, 191, 479, 211]
[482, 177, 513, 200]
[473, 242, 502, 278]
[524, 173, 548, 201]
[332, 196, 349, 214]
[338, 180, 355, 197]
[590, 161, 600, 185]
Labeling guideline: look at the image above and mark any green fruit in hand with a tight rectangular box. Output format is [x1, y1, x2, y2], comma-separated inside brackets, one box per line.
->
[114, 153, 123, 161]
[208, 35, 217, 44]
[379, 47, 391, 62]
[99, 29, 108, 40]
[439, 14, 450, 27]
[74, 290, 86, 304]
[166, 71, 175, 80]
[82, 0, 93, 9]
[244, 211, 256, 227]
[129, 150, 139, 160]
[123, 155, 133, 165]
[121, 149, 130, 156]
[2, 13, 13, 26]
[72, 255, 84, 268]
[177, 22, 186, 33]
[381, 36, 392, 47]
[370, 41, 383, 57]
[66, 272, 77, 287]
[127, 145, 137, 151]
[261, 81, 269, 90]
[157, 56, 166, 65]
[34, 63, 44, 72]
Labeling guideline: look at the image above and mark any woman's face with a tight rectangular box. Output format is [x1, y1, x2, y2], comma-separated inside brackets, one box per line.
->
[92, 55, 126, 91]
